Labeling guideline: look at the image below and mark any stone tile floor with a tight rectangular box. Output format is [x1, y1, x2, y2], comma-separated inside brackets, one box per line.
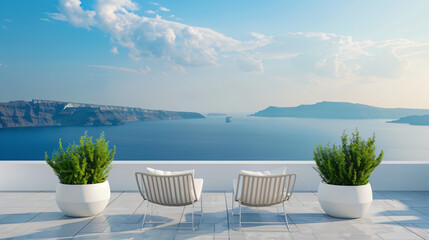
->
[1, 191, 429, 239]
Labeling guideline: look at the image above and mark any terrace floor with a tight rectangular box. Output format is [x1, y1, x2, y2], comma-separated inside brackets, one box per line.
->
[1, 191, 429, 240]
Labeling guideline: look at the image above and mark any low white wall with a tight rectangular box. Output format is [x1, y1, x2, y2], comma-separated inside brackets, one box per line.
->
[0, 161, 428, 191]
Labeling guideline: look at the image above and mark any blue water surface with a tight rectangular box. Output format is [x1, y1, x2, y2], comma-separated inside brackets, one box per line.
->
[1, 116, 428, 160]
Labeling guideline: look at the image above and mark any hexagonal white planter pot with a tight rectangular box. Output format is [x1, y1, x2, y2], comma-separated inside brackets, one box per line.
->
[317, 181, 372, 218]
[56, 181, 110, 217]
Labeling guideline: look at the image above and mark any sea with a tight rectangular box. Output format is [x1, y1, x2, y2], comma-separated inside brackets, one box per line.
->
[1, 115, 429, 161]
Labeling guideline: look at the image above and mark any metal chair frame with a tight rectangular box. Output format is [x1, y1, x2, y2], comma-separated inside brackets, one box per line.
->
[135, 172, 203, 231]
[231, 173, 297, 230]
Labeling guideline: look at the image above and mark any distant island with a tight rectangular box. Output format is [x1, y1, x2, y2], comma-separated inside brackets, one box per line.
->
[388, 115, 429, 126]
[251, 101, 429, 119]
[0, 100, 205, 128]
[207, 113, 227, 117]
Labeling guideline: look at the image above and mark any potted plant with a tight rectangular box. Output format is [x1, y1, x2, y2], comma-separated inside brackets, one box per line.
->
[313, 130, 383, 218]
[45, 132, 115, 217]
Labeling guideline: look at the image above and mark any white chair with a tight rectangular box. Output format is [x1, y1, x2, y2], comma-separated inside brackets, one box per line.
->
[135, 168, 204, 231]
[232, 173, 297, 230]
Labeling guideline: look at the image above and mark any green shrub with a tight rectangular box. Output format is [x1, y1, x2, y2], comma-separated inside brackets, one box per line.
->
[45, 132, 115, 184]
[313, 129, 383, 186]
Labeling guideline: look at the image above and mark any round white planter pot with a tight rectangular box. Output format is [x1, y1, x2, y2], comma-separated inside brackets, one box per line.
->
[56, 181, 110, 217]
[317, 181, 372, 218]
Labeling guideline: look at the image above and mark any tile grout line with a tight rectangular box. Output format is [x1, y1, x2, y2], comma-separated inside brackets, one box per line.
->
[23, 191, 45, 223]
[132, 199, 145, 216]
[7, 191, 429, 240]
[107, 191, 126, 207]
[383, 213, 425, 240]
[172, 206, 186, 240]
[392, 221, 426, 240]
[72, 191, 125, 238]
[223, 191, 231, 238]
[24, 212, 44, 223]
[376, 232, 386, 240]
[379, 190, 427, 240]
[403, 226, 427, 240]
[3, 191, 46, 237]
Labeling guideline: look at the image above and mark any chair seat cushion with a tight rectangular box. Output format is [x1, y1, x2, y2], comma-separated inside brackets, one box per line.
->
[240, 167, 287, 176]
[146, 167, 195, 176]
[194, 178, 203, 201]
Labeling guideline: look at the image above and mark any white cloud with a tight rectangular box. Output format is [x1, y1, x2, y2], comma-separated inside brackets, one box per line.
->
[149, 2, 159, 6]
[0, 63, 2, 67]
[254, 52, 300, 60]
[236, 57, 263, 72]
[49, 0, 429, 79]
[254, 32, 428, 81]
[110, 46, 119, 54]
[40, 18, 51, 22]
[89, 65, 151, 74]
[51, 0, 269, 70]
[52, 0, 96, 28]
[250, 32, 266, 40]
[159, 7, 170, 12]
[169, 64, 186, 73]
[47, 12, 67, 21]
[145, 10, 155, 14]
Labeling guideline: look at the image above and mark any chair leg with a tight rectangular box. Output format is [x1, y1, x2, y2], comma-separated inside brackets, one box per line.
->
[282, 202, 290, 231]
[231, 191, 235, 216]
[189, 198, 204, 232]
[201, 195, 203, 213]
[192, 202, 195, 231]
[141, 200, 149, 230]
[198, 195, 204, 227]
[231, 193, 235, 229]
[239, 202, 242, 229]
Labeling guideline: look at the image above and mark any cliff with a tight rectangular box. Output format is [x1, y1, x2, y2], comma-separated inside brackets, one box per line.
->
[388, 115, 429, 126]
[251, 102, 429, 119]
[0, 100, 205, 128]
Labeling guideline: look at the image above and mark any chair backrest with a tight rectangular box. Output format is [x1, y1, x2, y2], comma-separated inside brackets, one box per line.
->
[235, 173, 297, 207]
[135, 172, 198, 206]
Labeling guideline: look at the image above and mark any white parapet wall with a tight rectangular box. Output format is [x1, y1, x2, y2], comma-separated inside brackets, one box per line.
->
[0, 161, 428, 192]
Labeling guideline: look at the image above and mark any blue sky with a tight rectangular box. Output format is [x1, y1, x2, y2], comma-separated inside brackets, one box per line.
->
[1, 0, 429, 113]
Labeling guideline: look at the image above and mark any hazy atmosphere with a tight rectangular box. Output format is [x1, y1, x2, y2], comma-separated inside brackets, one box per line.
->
[2, 3, 429, 239]
[1, 0, 429, 112]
